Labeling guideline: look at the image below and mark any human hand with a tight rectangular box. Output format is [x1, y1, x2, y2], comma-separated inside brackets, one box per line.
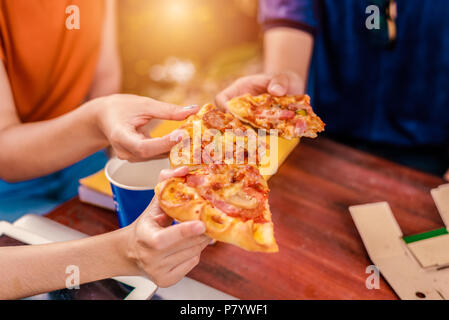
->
[444, 169, 449, 181]
[124, 166, 209, 287]
[90, 94, 199, 162]
[215, 71, 305, 110]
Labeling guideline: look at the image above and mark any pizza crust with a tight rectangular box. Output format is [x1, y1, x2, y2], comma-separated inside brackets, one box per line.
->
[155, 178, 279, 253]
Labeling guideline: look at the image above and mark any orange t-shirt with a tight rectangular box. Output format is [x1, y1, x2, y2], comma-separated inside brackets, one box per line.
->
[0, 0, 104, 122]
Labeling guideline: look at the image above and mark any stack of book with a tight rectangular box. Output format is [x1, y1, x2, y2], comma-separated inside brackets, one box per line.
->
[78, 170, 115, 211]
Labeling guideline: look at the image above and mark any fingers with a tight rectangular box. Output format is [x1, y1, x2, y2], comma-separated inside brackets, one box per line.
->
[143, 197, 163, 214]
[139, 198, 168, 224]
[144, 99, 200, 120]
[164, 236, 209, 262]
[138, 199, 172, 228]
[114, 127, 185, 161]
[159, 166, 190, 182]
[151, 237, 208, 288]
[270, 71, 305, 95]
[151, 221, 206, 250]
[215, 74, 271, 109]
[163, 256, 201, 287]
[164, 234, 210, 257]
[130, 200, 209, 287]
[268, 73, 289, 96]
[215, 87, 235, 110]
[147, 152, 170, 160]
[152, 213, 173, 228]
[138, 132, 183, 158]
[153, 254, 202, 288]
[216, 72, 305, 109]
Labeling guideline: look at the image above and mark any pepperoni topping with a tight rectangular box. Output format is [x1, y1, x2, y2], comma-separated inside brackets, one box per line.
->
[203, 110, 231, 130]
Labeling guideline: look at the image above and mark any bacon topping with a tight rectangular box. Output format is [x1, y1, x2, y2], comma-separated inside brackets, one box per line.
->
[212, 199, 240, 215]
[256, 109, 295, 120]
[186, 174, 206, 187]
[294, 118, 307, 136]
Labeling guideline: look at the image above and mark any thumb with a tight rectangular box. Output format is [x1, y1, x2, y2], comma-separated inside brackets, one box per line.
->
[268, 74, 289, 96]
[113, 126, 186, 160]
[136, 129, 186, 159]
[159, 166, 190, 182]
[153, 221, 206, 249]
[140, 198, 173, 227]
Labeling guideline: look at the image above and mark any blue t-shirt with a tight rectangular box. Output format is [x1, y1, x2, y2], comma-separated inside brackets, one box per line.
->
[259, 0, 449, 147]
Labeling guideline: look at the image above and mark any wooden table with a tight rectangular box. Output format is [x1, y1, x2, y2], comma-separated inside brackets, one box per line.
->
[45, 137, 446, 300]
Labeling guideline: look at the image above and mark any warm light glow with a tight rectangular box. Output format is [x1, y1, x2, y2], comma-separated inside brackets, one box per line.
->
[120, 0, 261, 99]
[163, 1, 189, 21]
[150, 57, 196, 84]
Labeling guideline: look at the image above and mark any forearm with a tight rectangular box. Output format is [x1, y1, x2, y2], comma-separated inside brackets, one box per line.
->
[0, 227, 136, 300]
[0, 100, 108, 182]
[264, 27, 314, 82]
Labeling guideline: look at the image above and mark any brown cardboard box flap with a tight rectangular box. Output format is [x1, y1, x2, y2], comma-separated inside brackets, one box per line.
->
[349, 184, 449, 300]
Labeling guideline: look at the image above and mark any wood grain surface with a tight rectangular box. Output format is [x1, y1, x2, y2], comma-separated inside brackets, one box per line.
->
[45, 137, 446, 299]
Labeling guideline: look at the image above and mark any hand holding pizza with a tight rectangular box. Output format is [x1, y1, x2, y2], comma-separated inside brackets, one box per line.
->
[123, 167, 210, 287]
[215, 71, 305, 110]
[88, 94, 199, 162]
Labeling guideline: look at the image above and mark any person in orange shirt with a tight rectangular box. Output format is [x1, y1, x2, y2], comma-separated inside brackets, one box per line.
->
[0, 0, 198, 218]
[0, 0, 209, 296]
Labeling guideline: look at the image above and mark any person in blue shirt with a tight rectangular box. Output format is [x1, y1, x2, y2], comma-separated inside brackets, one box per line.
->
[217, 0, 449, 177]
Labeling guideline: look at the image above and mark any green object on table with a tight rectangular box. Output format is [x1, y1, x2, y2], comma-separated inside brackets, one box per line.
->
[403, 228, 449, 244]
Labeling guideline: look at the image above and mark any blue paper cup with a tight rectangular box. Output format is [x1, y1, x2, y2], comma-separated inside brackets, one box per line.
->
[105, 157, 170, 228]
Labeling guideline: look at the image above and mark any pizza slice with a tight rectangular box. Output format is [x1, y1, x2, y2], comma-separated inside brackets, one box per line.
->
[155, 164, 278, 252]
[169, 103, 268, 168]
[227, 93, 325, 140]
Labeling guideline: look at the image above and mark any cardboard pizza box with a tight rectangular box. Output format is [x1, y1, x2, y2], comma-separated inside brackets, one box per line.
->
[349, 184, 449, 300]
